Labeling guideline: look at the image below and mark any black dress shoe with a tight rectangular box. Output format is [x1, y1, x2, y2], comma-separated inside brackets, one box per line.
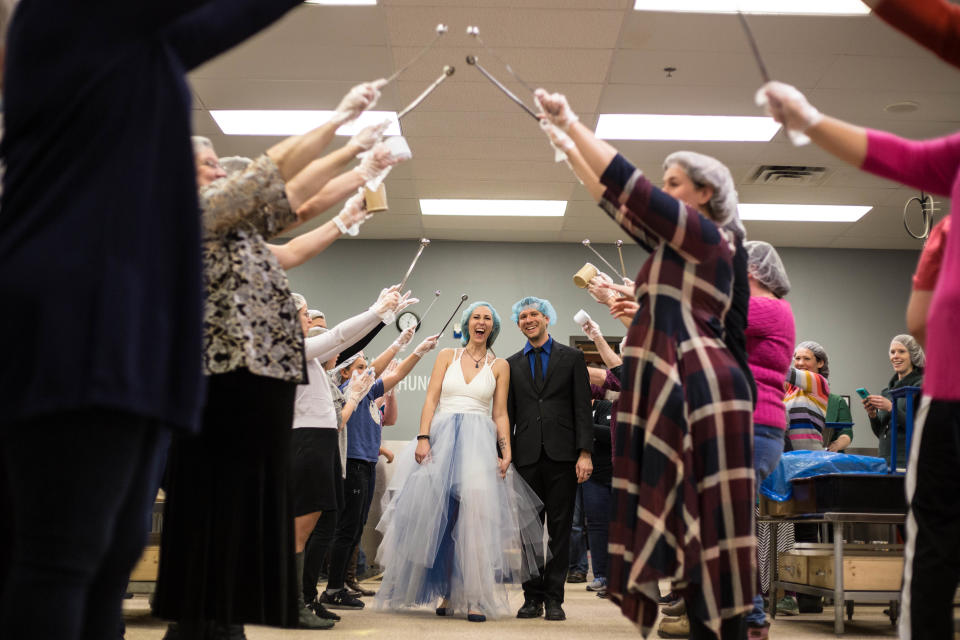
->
[516, 599, 544, 618]
[544, 601, 566, 621]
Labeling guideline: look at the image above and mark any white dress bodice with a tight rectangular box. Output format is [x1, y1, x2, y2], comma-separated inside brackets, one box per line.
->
[434, 349, 496, 416]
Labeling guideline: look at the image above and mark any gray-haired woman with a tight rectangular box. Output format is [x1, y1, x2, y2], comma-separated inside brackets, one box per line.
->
[864, 334, 925, 465]
[155, 83, 411, 640]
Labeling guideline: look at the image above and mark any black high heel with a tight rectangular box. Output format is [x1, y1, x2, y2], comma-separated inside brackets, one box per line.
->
[467, 612, 486, 622]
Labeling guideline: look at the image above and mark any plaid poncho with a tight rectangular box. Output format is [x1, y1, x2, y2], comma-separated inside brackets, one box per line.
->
[599, 154, 755, 637]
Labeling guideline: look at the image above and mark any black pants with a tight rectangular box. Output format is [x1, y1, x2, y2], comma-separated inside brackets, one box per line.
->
[687, 607, 745, 640]
[303, 510, 337, 602]
[326, 459, 373, 591]
[901, 398, 960, 639]
[0, 410, 168, 640]
[516, 452, 577, 604]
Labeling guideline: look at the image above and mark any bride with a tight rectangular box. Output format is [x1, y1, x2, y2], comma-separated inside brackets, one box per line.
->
[374, 301, 548, 622]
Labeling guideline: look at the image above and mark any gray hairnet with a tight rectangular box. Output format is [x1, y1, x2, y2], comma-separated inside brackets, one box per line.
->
[220, 156, 253, 176]
[191, 135, 215, 157]
[796, 340, 829, 379]
[291, 292, 307, 312]
[745, 240, 791, 297]
[890, 334, 925, 370]
[664, 151, 741, 231]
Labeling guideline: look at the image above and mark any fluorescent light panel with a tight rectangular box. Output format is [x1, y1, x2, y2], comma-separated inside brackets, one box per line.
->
[209, 110, 400, 136]
[304, 1, 376, 5]
[738, 204, 871, 222]
[633, 0, 869, 15]
[595, 114, 780, 142]
[419, 199, 567, 217]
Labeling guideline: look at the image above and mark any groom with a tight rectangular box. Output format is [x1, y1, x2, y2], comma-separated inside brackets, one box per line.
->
[507, 296, 593, 621]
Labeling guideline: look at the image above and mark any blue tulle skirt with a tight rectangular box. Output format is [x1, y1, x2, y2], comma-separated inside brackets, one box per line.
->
[374, 411, 548, 617]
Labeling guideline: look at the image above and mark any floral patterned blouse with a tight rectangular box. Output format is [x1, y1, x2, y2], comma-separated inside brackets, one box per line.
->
[201, 154, 305, 383]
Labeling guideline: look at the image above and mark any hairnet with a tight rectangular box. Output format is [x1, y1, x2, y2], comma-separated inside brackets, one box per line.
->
[191, 135, 214, 157]
[890, 334, 925, 370]
[459, 301, 501, 347]
[796, 340, 829, 379]
[511, 296, 558, 326]
[664, 151, 741, 230]
[331, 352, 363, 378]
[745, 240, 791, 297]
[291, 292, 307, 312]
[220, 155, 253, 176]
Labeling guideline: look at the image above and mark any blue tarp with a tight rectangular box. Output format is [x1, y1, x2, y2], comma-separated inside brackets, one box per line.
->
[760, 450, 888, 502]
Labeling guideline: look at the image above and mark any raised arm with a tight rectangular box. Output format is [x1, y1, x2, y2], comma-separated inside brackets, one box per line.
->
[786, 367, 830, 397]
[269, 191, 370, 270]
[757, 81, 960, 197]
[268, 99, 388, 186]
[866, 0, 960, 68]
[381, 334, 439, 393]
[491, 359, 513, 478]
[165, 0, 301, 71]
[303, 309, 381, 363]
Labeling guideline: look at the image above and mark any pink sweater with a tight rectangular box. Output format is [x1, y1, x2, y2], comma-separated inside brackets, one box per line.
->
[745, 297, 796, 429]
[862, 129, 960, 400]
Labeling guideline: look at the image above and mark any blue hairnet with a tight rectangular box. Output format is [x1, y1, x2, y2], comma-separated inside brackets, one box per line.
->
[459, 301, 501, 347]
[511, 296, 557, 326]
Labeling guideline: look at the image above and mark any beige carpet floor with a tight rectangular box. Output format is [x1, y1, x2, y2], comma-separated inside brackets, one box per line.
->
[122, 579, 904, 639]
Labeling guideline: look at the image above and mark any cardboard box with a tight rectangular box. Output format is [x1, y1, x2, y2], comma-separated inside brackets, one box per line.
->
[129, 545, 159, 582]
[807, 554, 903, 591]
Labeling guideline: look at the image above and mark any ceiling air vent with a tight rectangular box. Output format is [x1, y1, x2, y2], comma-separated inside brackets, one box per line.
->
[744, 165, 830, 186]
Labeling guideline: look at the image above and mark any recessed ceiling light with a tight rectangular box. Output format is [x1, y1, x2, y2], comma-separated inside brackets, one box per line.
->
[419, 199, 567, 217]
[209, 110, 400, 136]
[596, 114, 780, 142]
[884, 101, 920, 114]
[633, 0, 869, 15]
[304, 0, 376, 5]
[738, 204, 871, 222]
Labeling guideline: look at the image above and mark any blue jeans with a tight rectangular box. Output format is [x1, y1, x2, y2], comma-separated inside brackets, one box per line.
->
[568, 486, 588, 574]
[747, 424, 785, 625]
[581, 479, 611, 580]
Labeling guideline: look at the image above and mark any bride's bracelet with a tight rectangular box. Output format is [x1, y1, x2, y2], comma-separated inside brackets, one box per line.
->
[416, 434, 430, 441]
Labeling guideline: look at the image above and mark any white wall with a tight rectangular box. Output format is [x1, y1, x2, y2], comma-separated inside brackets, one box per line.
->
[286, 240, 920, 451]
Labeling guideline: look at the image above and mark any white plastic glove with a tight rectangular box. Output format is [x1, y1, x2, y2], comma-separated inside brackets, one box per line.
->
[581, 319, 602, 342]
[349, 119, 391, 151]
[333, 189, 371, 236]
[755, 81, 821, 146]
[356, 141, 411, 190]
[395, 290, 419, 314]
[413, 334, 440, 358]
[534, 88, 579, 132]
[539, 119, 576, 164]
[332, 79, 387, 126]
[587, 272, 616, 304]
[347, 367, 377, 403]
[370, 285, 402, 323]
[391, 326, 415, 353]
[383, 359, 400, 396]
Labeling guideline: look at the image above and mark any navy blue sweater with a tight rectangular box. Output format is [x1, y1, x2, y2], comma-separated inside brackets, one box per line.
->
[0, 1, 302, 432]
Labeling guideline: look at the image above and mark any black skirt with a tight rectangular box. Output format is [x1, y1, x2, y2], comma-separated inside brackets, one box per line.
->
[154, 369, 298, 627]
[292, 428, 343, 516]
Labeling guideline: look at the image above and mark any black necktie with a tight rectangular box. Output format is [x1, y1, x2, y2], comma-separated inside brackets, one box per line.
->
[532, 347, 544, 390]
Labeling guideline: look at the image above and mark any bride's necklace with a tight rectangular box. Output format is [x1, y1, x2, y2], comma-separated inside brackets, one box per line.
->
[464, 347, 487, 369]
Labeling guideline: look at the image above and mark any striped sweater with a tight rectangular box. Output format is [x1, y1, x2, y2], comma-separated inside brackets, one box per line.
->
[783, 367, 829, 450]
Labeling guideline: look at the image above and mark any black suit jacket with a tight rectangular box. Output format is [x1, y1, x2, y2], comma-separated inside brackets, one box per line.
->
[507, 340, 593, 467]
